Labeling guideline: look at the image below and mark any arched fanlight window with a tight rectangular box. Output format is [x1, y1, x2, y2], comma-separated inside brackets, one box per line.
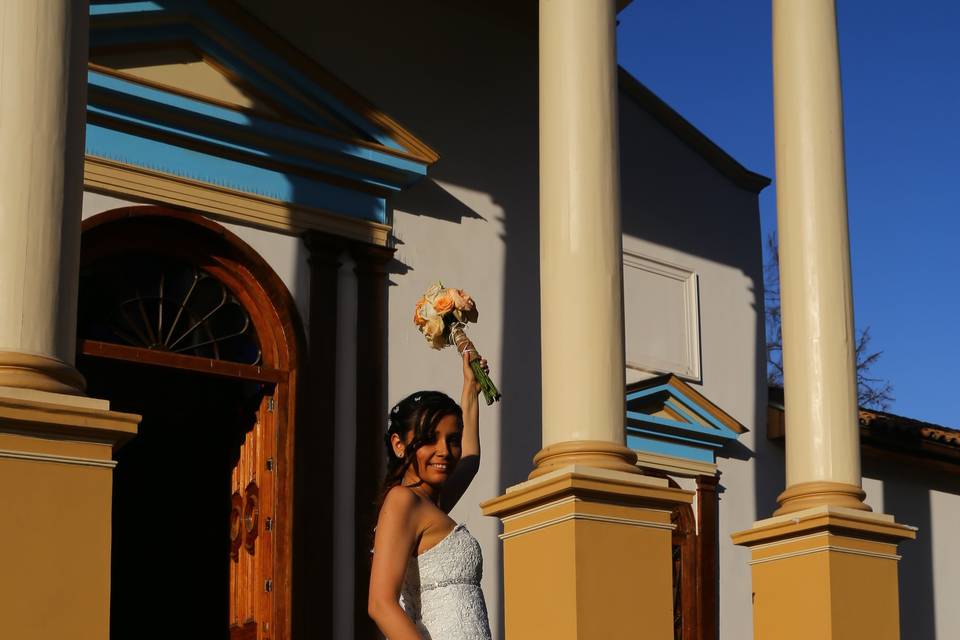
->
[79, 254, 262, 365]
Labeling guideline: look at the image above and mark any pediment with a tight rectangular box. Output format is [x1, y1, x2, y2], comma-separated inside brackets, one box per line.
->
[91, 43, 293, 122]
[626, 374, 747, 466]
[86, 1, 437, 232]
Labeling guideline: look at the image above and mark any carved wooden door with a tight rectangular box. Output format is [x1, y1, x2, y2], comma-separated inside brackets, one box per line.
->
[230, 393, 276, 640]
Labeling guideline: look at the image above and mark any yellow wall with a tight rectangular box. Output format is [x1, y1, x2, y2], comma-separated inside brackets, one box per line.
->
[0, 434, 115, 639]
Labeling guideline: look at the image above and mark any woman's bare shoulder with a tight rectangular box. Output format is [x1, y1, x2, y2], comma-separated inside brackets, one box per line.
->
[380, 485, 423, 519]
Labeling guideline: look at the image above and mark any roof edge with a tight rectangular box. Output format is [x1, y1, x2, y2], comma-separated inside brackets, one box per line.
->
[618, 68, 771, 195]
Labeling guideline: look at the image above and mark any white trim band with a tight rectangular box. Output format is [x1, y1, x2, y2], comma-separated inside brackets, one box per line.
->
[749, 545, 901, 566]
[0, 448, 117, 469]
[500, 496, 579, 524]
[500, 512, 674, 541]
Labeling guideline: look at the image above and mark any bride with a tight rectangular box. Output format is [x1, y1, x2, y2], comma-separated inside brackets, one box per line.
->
[368, 352, 492, 640]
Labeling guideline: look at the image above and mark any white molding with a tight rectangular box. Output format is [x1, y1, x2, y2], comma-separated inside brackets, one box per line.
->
[747, 531, 902, 565]
[499, 495, 580, 523]
[0, 448, 116, 469]
[499, 511, 675, 541]
[622, 250, 701, 381]
[634, 451, 717, 477]
[749, 545, 901, 565]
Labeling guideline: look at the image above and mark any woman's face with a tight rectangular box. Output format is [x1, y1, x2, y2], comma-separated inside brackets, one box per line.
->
[407, 414, 462, 489]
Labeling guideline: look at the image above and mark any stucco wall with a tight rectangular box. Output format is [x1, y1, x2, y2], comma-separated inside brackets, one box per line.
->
[863, 456, 960, 639]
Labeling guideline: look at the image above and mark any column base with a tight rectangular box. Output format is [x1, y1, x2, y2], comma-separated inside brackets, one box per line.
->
[774, 480, 871, 515]
[529, 439, 639, 479]
[732, 505, 915, 640]
[482, 464, 692, 640]
[0, 351, 86, 396]
[0, 386, 139, 640]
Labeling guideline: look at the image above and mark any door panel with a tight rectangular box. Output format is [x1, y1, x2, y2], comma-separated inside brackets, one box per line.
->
[230, 395, 275, 639]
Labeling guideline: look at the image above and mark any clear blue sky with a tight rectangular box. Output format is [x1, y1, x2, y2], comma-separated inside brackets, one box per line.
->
[616, 1, 960, 427]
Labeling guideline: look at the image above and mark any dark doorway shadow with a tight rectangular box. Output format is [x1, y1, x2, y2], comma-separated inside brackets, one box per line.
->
[83, 357, 261, 640]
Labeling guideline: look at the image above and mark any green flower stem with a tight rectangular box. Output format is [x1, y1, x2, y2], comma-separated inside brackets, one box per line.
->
[470, 358, 501, 406]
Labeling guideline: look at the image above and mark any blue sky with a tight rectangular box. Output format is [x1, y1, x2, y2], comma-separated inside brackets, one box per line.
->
[617, 1, 960, 427]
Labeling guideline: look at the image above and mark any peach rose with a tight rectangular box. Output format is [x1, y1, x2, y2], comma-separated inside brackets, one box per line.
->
[432, 293, 455, 314]
[413, 298, 430, 327]
[422, 315, 447, 349]
[448, 289, 474, 311]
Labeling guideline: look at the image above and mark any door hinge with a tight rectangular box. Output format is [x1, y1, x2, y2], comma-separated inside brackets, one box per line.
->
[267, 397, 275, 412]
[265, 516, 273, 531]
[264, 579, 273, 593]
[266, 457, 274, 471]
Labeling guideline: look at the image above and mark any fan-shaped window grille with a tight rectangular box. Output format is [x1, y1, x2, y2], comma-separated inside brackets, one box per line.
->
[79, 255, 262, 365]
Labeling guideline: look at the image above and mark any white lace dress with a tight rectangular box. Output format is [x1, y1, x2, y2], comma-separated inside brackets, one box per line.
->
[400, 524, 492, 639]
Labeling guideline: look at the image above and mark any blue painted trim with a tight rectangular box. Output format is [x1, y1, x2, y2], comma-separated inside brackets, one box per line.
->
[627, 384, 739, 438]
[88, 71, 425, 186]
[90, 2, 167, 17]
[627, 435, 715, 463]
[625, 424, 724, 450]
[86, 123, 386, 222]
[626, 411, 737, 442]
[663, 398, 701, 426]
[89, 5, 406, 151]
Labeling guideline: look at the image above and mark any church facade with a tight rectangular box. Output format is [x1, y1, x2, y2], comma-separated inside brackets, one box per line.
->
[2, 2, 956, 639]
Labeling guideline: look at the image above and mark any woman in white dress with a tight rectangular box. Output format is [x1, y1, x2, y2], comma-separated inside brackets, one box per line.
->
[368, 353, 492, 640]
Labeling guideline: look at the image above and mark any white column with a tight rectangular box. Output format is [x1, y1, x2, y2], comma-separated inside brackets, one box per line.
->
[773, 0, 866, 513]
[0, 0, 88, 394]
[535, 0, 636, 476]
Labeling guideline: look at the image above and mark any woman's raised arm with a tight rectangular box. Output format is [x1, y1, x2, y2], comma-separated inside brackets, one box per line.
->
[439, 352, 485, 513]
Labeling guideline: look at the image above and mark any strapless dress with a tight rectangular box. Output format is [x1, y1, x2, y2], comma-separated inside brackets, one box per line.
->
[399, 523, 492, 640]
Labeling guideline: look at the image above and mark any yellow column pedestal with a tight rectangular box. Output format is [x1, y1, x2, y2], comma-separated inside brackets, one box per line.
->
[732, 506, 915, 640]
[0, 386, 138, 640]
[483, 466, 692, 639]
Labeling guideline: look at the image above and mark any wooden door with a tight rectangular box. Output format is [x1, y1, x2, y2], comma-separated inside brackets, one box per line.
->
[230, 393, 276, 639]
[80, 209, 301, 640]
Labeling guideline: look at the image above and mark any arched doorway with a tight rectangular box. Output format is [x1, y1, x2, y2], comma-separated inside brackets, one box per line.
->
[78, 207, 303, 640]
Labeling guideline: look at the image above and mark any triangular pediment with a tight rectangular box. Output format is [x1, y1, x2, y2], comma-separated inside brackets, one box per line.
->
[625, 374, 747, 466]
[86, 1, 437, 230]
[91, 43, 293, 122]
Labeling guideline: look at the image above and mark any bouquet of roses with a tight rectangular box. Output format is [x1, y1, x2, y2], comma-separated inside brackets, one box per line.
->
[414, 282, 501, 405]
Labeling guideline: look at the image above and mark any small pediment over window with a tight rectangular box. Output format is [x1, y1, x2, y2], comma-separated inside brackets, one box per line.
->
[626, 374, 747, 471]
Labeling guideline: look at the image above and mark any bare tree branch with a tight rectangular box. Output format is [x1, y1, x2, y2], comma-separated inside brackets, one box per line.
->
[764, 231, 893, 410]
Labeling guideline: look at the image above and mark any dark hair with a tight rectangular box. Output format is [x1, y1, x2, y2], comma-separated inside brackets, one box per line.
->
[377, 390, 463, 510]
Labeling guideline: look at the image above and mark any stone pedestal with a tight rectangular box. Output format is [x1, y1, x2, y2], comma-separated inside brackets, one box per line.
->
[483, 466, 692, 639]
[0, 387, 138, 639]
[732, 506, 915, 640]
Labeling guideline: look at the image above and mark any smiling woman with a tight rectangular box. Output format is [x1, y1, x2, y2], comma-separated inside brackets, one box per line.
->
[368, 353, 492, 640]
